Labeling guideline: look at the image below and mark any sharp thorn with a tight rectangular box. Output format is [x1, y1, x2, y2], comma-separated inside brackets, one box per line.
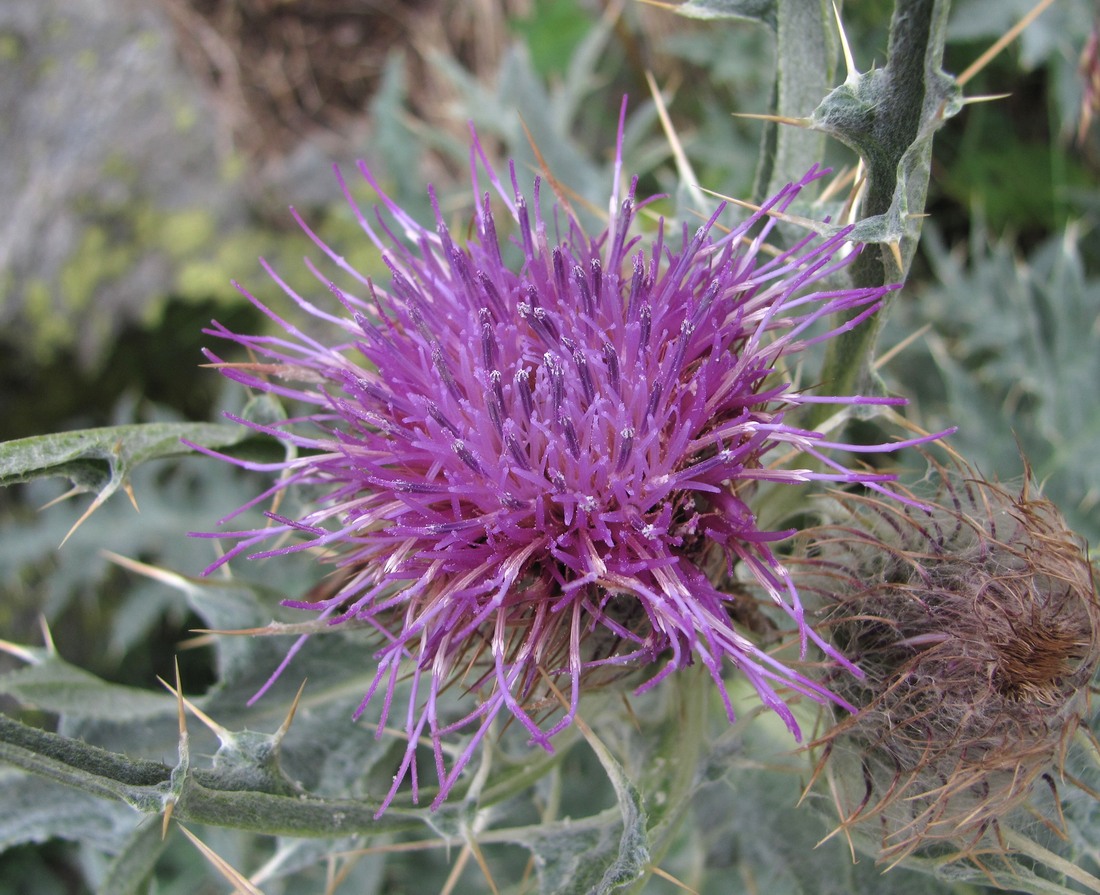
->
[173, 658, 187, 739]
[275, 679, 309, 742]
[957, 0, 1057, 87]
[156, 673, 231, 742]
[732, 112, 809, 128]
[161, 799, 175, 840]
[832, 2, 859, 82]
[887, 240, 903, 271]
[698, 187, 835, 236]
[962, 92, 1012, 105]
[38, 615, 58, 655]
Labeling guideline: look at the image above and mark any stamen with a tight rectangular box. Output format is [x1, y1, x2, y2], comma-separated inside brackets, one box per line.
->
[560, 415, 581, 458]
[573, 264, 594, 318]
[545, 353, 565, 410]
[505, 431, 530, 469]
[590, 258, 603, 309]
[602, 342, 621, 395]
[615, 426, 635, 472]
[573, 349, 596, 405]
[514, 368, 534, 421]
[479, 308, 497, 369]
[452, 439, 483, 474]
[645, 380, 663, 421]
[625, 254, 645, 322]
[425, 400, 459, 437]
[553, 247, 569, 302]
[476, 271, 507, 319]
[432, 346, 461, 402]
[639, 303, 652, 349]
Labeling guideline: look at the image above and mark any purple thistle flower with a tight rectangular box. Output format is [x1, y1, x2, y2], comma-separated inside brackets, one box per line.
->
[191, 107, 944, 813]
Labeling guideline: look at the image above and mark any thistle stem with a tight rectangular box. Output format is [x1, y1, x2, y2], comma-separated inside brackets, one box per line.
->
[814, 0, 956, 414]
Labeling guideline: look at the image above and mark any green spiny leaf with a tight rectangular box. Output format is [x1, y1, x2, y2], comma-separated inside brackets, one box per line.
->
[0, 422, 249, 491]
[0, 767, 140, 854]
[96, 818, 169, 895]
[0, 648, 172, 721]
[885, 225, 1100, 545]
[487, 808, 638, 895]
[0, 422, 256, 543]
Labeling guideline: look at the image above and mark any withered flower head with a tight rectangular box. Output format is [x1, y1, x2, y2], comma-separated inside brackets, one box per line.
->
[799, 461, 1100, 865]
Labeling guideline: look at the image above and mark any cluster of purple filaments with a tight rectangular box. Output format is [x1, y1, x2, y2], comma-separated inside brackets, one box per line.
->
[192, 112, 942, 813]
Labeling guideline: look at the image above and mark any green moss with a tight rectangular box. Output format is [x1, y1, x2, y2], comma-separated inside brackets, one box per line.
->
[36, 55, 58, 80]
[172, 227, 271, 304]
[172, 99, 198, 134]
[0, 31, 24, 63]
[136, 30, 161, 53]
[175, 261, 240, 303]
[17, 159, 393, 362]
[45, 14, 70, 40]
[221, 154, 247, 182]
[157, 209, 216, 260]
[23, 278, 52, 323]
[59, 225, 135, 313]
[22, 279, 73, 361]
[76, 48, 97, 72]
[100, 152, 139, 185]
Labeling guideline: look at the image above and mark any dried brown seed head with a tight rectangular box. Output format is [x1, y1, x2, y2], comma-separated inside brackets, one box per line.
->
[796, 460, 1100, 866]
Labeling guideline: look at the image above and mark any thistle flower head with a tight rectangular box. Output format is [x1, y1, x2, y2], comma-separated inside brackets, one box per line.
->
[192, 110, 941, 812]
[799, 461, 1100, 865]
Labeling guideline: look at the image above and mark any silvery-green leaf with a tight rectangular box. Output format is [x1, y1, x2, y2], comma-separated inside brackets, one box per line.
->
[491, 808, 639, 895]
[96, 818, 168, 895]
[758, 2, 834, 208]
[0, 767, 139, 854]
[0, 648, 171, 720]
[0, 422, 258, 549]
[0, 422, 249, 492]
[885, 226, 1100, 545]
